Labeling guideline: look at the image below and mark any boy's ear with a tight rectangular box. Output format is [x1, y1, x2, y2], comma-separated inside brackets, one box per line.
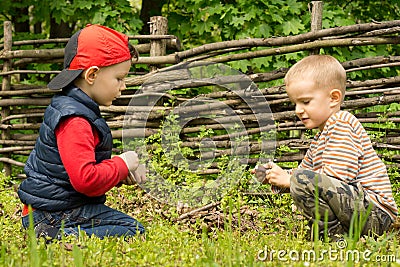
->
[330, 89, 342, 107]
[84, 66, 99, 84]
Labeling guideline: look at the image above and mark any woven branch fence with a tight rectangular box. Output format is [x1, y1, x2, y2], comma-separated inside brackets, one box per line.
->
[1, 6, 400, 181]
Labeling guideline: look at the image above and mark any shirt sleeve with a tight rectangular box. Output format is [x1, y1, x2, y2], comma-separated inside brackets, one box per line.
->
[55, 116, 129, 197]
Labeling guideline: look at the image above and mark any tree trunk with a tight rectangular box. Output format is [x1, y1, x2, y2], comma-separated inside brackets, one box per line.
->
[12, 3, 29, 33]
[11, 2, 29, 81]
[49, 17, 74, 38]
[139, 0, 166, 36]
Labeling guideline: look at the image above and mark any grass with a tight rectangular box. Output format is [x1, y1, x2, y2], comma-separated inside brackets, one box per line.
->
[0, 173, 399, 267]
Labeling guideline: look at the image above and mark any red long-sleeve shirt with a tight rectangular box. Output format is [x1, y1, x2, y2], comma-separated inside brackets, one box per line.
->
[55, 116, 129, 197]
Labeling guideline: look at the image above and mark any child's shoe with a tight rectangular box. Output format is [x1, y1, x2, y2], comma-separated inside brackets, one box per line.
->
[34, 223, 61, 242]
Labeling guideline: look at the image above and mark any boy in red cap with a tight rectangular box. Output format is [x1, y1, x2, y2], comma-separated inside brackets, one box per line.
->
[18, 24, 146, 240]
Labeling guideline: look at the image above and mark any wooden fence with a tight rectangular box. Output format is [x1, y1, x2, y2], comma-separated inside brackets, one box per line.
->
[2, 4, 400, 180]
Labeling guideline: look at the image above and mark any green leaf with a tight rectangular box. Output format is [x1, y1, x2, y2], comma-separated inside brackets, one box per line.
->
[72, 245, 84, 267]
[74, 0, 94, 10]
[230, 60, 250, 73]
[230, 16, 246, 27]
[282, 18, 304, 35]
[252, 57, 267, 70]
[270, 13, 284, 23]
[254, 23, 271, 38]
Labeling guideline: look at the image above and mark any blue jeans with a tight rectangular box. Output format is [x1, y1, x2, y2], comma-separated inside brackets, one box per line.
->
[22, 203, 145, 239]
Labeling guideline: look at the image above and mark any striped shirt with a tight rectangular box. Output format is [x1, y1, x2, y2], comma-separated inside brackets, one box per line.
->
[299, 110, 398, 220]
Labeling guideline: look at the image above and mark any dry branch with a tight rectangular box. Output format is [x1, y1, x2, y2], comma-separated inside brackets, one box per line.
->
[0, 88, 55, 97]
[134, 39, 181, 54]
[0, 123, 41, 130]
[342, 55, 400, 69]
[131, 37, 400, 66]
[174, 201, 221, 222]
[11, 133, 38, 141]
[346, 76, 400, 89]
[0, 157, 25, 167]
[0, 98, 51, 107]
[208, 37, 400, 64]
[128, 34, 179, 40]
[0, 140, 35, 145]
[1, 113, 44, 123]
[0, 146, 35, 153]
[357, 26, 400, 37]
[0, 48, 64, 59]
[13, 57, 63, 67]
[175, 20, 400, 59]
[11, 38, 69, 46]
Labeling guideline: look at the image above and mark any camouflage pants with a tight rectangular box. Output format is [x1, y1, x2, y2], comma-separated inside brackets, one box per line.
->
[290, 169, 392, 238]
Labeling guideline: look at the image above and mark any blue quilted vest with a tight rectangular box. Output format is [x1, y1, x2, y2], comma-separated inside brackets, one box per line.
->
[18, 86, 113, 211]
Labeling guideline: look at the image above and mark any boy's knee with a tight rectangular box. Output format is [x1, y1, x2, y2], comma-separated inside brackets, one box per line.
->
[290, 169, 315, 189]
[132, 222, 145, 235]
[362, 206, 392, 236]
[290, 169, 319, 204]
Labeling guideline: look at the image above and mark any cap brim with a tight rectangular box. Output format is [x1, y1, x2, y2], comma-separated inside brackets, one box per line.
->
[47, 69, 83, 90]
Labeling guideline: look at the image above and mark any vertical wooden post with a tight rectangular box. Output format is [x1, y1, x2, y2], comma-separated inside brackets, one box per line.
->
[1, 21, 13, 176]
[300, 2, 323, 142]
[309, 1, 323, 55]
[149, 16, 168, 72]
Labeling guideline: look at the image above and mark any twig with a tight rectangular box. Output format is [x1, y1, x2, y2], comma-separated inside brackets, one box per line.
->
[174, 201, 220, 222]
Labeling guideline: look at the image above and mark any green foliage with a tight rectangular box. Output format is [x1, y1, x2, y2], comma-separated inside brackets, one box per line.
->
[2, 1, 400, 74]
[0, 172, 399, 266]
[163, 0, 400, 79]
[136, 112, 252, 207]
[0, 0, 142, 38]
[145, 113, 200, 185]
[165, 0, 306, 43]
[330, 0, 400, 23]
[165, 0, 309, 73]
[0, 0, 143, 93]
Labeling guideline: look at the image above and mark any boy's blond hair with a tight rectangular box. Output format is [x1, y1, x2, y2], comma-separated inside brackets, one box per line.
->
[284, 55, 346, 98]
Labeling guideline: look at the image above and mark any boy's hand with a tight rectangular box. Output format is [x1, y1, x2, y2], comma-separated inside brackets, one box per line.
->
[117, 151, 148, 185]
[266, 162, 291, 188]
[133, 164, 147, 184]
[251, 162, 291, 188]
[117, 151, 139, 172]
[251, 165, 269, 183]
[120, 164, 147, 185]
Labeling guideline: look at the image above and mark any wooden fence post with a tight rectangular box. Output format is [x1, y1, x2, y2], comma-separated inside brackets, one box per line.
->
[149, 16, 168, 72]
[297, 1, 324, 143]
[1, 21, 13, 176]
[309, 1, 323, 55]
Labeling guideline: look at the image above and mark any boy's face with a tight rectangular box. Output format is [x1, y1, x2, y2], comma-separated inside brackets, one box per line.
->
[286, 79, 336, 131]
[84, 60, 131, 106]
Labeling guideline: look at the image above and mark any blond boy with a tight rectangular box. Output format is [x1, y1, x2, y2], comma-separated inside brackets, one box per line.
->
[256, 55, 398, 239]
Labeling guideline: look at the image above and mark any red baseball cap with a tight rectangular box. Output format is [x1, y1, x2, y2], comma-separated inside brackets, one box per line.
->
[48, 24, 132, 90]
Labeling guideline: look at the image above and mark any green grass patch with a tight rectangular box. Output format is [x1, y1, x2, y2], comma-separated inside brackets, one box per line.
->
[0, 173, 399, 266]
